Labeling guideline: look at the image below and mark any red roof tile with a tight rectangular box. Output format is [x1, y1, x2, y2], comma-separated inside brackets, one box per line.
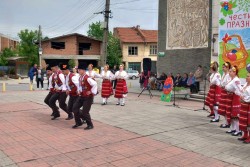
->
[114, 26, 158, 43]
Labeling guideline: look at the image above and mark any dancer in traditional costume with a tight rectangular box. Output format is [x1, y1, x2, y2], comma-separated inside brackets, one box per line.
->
[100, 65, 114, 105]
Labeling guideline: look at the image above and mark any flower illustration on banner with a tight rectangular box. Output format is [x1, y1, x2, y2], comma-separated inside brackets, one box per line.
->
[220, 0, 237, 25]
[222, 33, 232, 43]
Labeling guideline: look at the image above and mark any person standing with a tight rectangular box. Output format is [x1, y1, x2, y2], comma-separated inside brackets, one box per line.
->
[218, 62, 231, 128]
[194, 65, 203, 92]
[86, 64, 100, 79]
[225, 66, 242, 136]
[100, 65, 114, 105]
[114, 64, 128, 106]
[187, 72, 197, 94]
[111, 65, 118, 89]
[205, 61, 221, 122]
[36, 66, 45, 90]
[49, 61, 69, 120]
[239, 72, 250, 143]
[72, 62, 97, 130]
[60, 63, 78, 120]
[28, 64, 37, 84]
[44, 65, 59, 117]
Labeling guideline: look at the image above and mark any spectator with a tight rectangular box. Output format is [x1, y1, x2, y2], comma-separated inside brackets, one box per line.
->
[111, 65, 118, 89]
[149, 73, 156, 90]
[36, 66, 46, 90]
[28, 64, 37, 84]
[187, 72, 197, 93]
[139, 71, 145, 89]
[156, 72, 167, 91]
[174, 73, 182, 87]
[194, 65, 203, 91]
[180, 73, 188, 87]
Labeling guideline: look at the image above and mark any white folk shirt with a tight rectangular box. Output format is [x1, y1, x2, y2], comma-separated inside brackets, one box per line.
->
[65, 73, 79, 91]
[209, 72, 221, 86]
[115, 70, 128, 80]
[221, 73, 231, 87]
[101, 70, 114, 80]
[48, 73, 54, 89]
[86, 70, 101, 79]
[225, 76, 241, 96]
[54, 72, 67, 91]
[79, 74, 98, 95]
[240, 83, 250, 103]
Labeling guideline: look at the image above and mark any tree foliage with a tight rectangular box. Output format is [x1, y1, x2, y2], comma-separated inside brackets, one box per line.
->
[87, 21, 122, 67]
[18, 29, 39, 66]
[0, 48, 16, 65]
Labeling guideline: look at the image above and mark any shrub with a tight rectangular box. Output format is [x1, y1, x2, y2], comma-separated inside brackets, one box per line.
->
[9, 68, 16, 75]
[0, 70, 5, 77]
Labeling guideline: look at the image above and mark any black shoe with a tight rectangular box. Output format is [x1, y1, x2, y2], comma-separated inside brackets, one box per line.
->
[220, 124, 230, 128]
[210, 119, 219, 123]
[226, 130, 236, 134]
[232, 132, 242, 136]
[238, 137, 247, 141]
[51, 114, 60, 120]
[84, 125, 94, 130]
[81, 119, 87, 124]
[121, 103, 125, 106]
[72, 123, 83, 129]
[207, 114, 215, 118]
[65, 114, 73, 120]
[101, 102, 106, 105]
[116, 103, 120, 105]
[50, 112, 55, 116]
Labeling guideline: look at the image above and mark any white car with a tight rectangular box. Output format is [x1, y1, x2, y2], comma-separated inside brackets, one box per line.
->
[126, 70, 139, 80]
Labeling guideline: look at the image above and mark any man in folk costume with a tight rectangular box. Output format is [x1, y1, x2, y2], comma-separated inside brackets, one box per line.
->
[239, 72, 250, 143]
[72, 62, 97, 130]
[114, 64, 128, 106]
[100, 64, 114, 105]
[60, 63, 79, 120]
[225, 66, 242, 136]
[44, 65, 59, 116]
[205, 61, 221, 122]
[49, 61, 69, 120]
[218, 62, 232, 128]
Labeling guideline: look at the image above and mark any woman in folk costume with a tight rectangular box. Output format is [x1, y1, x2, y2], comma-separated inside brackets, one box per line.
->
[114, 64, 128, 106]
[100, 65, 114, 105]
[225, 66, 242, 136]
[238, 71, 250, 143]
[86, 64, 100, 79]
[205, 61, 221, 122]
[218, 62, 232, 128]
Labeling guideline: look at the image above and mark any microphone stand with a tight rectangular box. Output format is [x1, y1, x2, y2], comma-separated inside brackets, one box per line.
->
[194, 76, 209, 112]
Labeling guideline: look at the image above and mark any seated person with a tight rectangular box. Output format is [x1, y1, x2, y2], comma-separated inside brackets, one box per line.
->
[174, 73, 182, 87]
[148, 73, 156, 90]
[180, 73, 188, 87]
[156, 72, 167, 91]
[187, 72, 197, 93]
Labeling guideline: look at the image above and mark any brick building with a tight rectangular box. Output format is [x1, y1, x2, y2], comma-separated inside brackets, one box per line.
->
[41, 33, 102, 67]
[0, 33, 19, 52]
[114, 26, 158, 73]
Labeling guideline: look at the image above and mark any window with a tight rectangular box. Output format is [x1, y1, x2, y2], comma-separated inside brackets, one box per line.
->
[79, 43, 91, 55]
[150, 45, 157, 55]
[51, 42, 65, 49]
[128, 46, 138, 56]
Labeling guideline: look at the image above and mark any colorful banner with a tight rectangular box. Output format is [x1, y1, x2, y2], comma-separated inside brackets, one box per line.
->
[219, 0, 250, 78]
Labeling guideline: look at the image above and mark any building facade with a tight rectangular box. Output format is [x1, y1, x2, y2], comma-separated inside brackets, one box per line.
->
[157, 0, 212, 76]
[0, 33, 19, 52]
[114, 26, 158, 73]
[41, 33, 102, 67]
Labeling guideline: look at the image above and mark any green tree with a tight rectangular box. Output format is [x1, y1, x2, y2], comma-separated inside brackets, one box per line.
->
[18, 29, 39, 66]
[68, 59, 76, 68]
[87, 21, 122, 67]
[0, 48, 16, 65]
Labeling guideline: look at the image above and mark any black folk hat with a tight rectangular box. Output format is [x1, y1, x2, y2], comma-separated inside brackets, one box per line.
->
[78, 62, 88, 70]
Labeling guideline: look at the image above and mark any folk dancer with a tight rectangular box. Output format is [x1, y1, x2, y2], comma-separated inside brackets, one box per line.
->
[225, 66, 242, 136]
[238, 73, 250, 143]
[114, 64, 128, 106]
[72, 62, 97, 130]
[218, 62, 232, 128]
[100, 65, 114, 105]
[44, 65, 59, 116]
[60, 63, 79, 120]
[205, 61, 221, 122]
[49, 61, 69, 120]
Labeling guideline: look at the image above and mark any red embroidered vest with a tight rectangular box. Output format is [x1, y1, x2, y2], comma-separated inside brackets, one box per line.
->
[80, 75, 92, 97]
[50, 73, 56, 92]
[68, 73, 77, 96]
[55, 70, 63, 87]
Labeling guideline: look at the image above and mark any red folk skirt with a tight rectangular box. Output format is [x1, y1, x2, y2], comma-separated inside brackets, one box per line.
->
[205, 85, 221, 112]
[101, 79, 113, 98]
[225, 93, 241, 123]
[218, 88, 228, 116]
[239, 102, 250, 131]
[115, 79, 128, 98]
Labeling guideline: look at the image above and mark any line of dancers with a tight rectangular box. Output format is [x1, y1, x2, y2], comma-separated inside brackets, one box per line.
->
[44, 60, 128, 130]
[205, 61, 250, 143]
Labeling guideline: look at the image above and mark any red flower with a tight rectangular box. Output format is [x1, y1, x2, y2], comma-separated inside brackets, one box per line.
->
[222, 33, 232, 43]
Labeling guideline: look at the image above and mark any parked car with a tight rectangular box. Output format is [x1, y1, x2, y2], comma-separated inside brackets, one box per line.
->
[126, 70, 139, 80]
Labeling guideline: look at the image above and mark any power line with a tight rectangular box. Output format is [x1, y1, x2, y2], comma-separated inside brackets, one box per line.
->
[110, 0, 141, 5]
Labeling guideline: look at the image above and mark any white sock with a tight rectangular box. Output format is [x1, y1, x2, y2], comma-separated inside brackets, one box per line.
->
[224, 116, 228, 125]
[102, 98, 106, 103]
[121, 98, 125, 104]
[105, 98, 107, 103]
[235, 120, 240, 133]
[118, 98, 120, 104]
[230, 120, 235, 131]
[214, 106, 219, 120]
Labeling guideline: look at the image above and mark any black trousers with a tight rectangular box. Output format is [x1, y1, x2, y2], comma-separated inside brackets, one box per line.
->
[195, 81, 200, 91]
[49, 92, 68, 116]
[112, 79, 117, 89]
[37, 78, 43, 88]
[72, 96, 93, 126]
[68, 95, 78, 114]
[44, 92, 53, 107]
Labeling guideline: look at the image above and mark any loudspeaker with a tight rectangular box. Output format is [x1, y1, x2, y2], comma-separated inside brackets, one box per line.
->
[143, 58, 151, 73]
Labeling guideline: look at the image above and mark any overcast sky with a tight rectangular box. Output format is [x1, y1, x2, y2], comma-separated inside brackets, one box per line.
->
[0, 0, 158, 39]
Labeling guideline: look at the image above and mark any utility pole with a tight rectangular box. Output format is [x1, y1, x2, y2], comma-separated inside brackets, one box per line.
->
[38, 25, 42, 67]
[101, 0, 111, 67]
